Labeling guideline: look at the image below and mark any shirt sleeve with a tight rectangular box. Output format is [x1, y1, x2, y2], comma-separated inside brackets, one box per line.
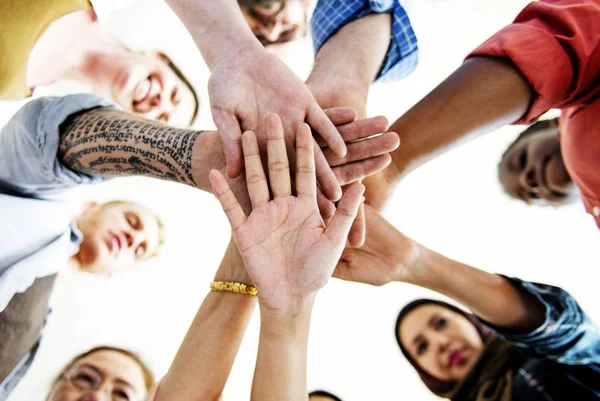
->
[467, 0, 600, 124]
[311, 0, 419, 82]
[0, 95, 114, 198]
[489, 277, 600, 366]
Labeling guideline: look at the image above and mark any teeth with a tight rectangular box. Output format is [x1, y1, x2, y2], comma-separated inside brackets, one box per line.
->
[135, 79, 150, 102]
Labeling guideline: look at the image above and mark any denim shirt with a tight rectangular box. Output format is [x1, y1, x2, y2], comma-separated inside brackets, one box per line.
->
[494, 278, 600, 400]
[0, 95, 112, 399]
[311, 0, 419, 82]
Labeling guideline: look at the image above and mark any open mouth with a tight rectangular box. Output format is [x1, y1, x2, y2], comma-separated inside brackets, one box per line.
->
[539, 156, 568, 200]
[133, 77, 153, 108]
[107, 233, 123, 255]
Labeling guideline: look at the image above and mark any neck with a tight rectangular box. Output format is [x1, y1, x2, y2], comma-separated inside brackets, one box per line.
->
[26, 9, 127, 91]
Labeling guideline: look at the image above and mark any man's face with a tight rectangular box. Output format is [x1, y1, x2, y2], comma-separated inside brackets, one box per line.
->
[74, 202, 162, 276]
[239, 0, 310, 46]
[498, 124, 575, 205]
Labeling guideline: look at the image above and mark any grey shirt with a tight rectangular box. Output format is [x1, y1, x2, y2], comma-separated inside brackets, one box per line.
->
[0, 94, 112, 398]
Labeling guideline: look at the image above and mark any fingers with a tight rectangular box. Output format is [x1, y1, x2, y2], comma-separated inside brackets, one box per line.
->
[324, 182, 365, 244]
[266, 114, 292, 197]
[307, 102, 347, 157]
[212, 109, 244, 179]
[333, 154, 392, 186]
[317, 189, 336, 225]
[315, 145, 342, 201]
[295, 124, 317, 200]
[336, 115, 389, 143]
[242, 131, 269, 208]
[347, 201, 366, 247]
[323, 107, 357, 126]
[315, 115, 389, 147]
[325, 131, 399, 167]
[209, 170, 247, 230]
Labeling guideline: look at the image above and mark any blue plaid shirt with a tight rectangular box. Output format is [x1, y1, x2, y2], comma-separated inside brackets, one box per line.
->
[492, 278, 600, 399]
[311, 0, 418, 82]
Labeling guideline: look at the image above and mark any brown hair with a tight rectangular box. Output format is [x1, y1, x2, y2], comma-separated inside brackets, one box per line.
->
[51, 346, 155, 391]
[158, 52, 200, 126]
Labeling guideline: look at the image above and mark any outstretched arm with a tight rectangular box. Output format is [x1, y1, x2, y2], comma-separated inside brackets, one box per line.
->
[210, 114, 363, 401]
[367, 0, 600, 209]
[155, 238, 256, 401]
[165, 0, 345, 201]
[337, 206, 600, 369]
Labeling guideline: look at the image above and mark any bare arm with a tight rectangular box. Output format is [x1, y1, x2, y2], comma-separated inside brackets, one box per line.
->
[58, 107, 218, 191]
[389, 57, 534, 179]
[251, 304, 313, 401]
[337, 205, 546, 332]
[164, 0, 261, 69]
[156, 239, 256, 401]
[307, 12, 393, 118]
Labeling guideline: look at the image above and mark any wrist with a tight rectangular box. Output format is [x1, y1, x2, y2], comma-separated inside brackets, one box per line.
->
[306, 77, 368, 117]
[190, 130, 223, 192]
[259, 296, 315, 325]
[208, 41, 265, 71]
[259, 299, 314, 340]
[396, 242, 440, 286]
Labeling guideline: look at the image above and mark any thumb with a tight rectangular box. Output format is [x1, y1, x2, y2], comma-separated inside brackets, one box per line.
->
[213, 109, 244, 178]
[324, 182, 365, 246]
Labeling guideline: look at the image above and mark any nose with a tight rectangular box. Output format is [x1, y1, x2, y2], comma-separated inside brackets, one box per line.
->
[258, 20, 283, 43]
[123, 229, 144, 249]
[429, 331, 450, 353]
[79, 389, 111, 401]
[519, 165, 539, 193]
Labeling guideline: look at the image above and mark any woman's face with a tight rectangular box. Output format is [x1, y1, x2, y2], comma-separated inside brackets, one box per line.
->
[46, 350, 147, 401]
[498, 125, 575, 205]
[109, 52, 196, 128]
[399, 304, 484, 382]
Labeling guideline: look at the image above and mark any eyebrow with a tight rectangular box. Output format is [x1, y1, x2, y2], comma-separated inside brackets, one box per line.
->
[410, 315, 438, 347]
[77, 364, 136, 389]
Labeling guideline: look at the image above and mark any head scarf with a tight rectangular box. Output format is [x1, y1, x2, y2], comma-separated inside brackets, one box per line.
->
[395, 299, 526, 401]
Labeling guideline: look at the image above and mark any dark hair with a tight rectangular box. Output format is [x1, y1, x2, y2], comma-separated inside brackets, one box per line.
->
[51, 346, 155, 391]
[501, 117, 560, 160]
[394, 299, 494, 396]
[158, 52, 200, 126]
[309, 390, 343, 401]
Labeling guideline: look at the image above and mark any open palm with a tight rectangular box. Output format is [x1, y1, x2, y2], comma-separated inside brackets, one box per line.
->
[210, 114, 364, 313]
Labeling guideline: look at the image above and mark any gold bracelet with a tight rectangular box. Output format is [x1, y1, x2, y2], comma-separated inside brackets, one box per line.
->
[210, 281, 257, 296]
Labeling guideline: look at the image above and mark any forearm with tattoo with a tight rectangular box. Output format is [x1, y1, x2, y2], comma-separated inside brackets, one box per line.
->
[58, 108, 203, 186]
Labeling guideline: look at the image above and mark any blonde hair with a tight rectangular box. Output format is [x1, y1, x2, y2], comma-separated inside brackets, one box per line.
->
[50, 346, 155, 392]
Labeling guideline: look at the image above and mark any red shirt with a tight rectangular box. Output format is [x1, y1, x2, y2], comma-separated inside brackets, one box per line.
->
[468, 0, 600, 227]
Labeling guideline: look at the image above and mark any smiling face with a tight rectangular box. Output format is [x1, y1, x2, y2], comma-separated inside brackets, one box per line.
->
[239, 0, 310, 46]
[499, 119, 576, 205]
[112, 52, 197, 127]
[398, 304, 484, 382]
[73, 201, 163, 276]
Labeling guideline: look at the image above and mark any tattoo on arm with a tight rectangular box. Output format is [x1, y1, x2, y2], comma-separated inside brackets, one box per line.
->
[58, 108, 203, 186]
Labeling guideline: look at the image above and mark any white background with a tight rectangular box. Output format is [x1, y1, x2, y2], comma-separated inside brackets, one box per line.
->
[5, 0, 599, 400]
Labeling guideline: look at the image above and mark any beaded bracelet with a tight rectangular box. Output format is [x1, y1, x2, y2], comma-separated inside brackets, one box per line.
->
[210, 281, 257, 296]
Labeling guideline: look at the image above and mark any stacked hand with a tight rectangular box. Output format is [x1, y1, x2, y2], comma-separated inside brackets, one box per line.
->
[209, 114, 364, 314]
[195, 108, 398, 217]
[209, 47, 347, 203]
[335, 204, 422, 286]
